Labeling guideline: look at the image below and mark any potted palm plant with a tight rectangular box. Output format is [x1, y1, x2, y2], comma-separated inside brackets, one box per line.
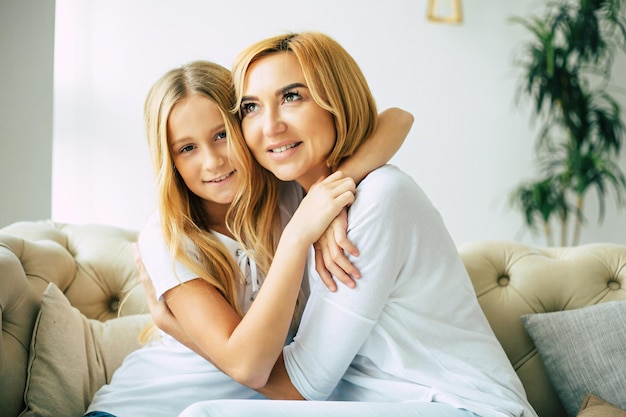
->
[509, 0, 626, 246]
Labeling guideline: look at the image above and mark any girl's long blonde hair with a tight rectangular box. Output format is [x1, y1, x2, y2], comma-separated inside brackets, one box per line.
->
[143, 61, 281, 318]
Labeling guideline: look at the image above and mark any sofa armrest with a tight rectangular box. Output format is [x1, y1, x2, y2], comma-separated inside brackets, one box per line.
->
[0, 220, 150, 417]
[459, 240, 626, 417]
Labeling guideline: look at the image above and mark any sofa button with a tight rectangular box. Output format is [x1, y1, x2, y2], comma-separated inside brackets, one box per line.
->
[497, 276, 510, 287]
[607, 280, 621, 290]
[110, 297, 120, 312]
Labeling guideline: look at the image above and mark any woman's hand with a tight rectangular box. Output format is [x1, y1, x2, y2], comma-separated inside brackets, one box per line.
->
[314, 208, 361, 292]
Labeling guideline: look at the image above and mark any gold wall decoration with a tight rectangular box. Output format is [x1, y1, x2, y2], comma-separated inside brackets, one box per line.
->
[427, 0, 463, 24]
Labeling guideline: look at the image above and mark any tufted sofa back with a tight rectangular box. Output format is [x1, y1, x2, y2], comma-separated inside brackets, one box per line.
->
[459, 240, 626, 417]
[0, 220, 149, 417]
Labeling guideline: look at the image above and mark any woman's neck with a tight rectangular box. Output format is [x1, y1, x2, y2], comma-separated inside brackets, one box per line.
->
[299, 165, 332, 192]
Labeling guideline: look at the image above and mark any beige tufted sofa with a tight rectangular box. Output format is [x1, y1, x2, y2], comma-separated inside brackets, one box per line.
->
[1, 220, 625, 417]
[0, 220, 150, 417]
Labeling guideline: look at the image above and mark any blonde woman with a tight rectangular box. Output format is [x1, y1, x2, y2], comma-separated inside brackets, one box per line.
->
[176, 32, 538, 417]
[84, 60, 412, 417]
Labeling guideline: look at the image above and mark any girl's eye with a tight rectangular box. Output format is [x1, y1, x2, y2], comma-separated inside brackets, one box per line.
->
[180, 144, 196, 153]
[215, 131, 227, 142]
[241, 102, 258, 116]
[284, 91, 301, 103]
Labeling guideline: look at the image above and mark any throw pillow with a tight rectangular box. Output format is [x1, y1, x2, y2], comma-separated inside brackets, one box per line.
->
[21, 283, 152, 417]
[521, 301, 626, 417]
[577, 393, 626, 417]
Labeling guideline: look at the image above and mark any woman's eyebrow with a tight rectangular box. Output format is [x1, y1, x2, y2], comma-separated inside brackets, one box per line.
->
[278, 83, 306, 95]
[240, 82, 307, 103]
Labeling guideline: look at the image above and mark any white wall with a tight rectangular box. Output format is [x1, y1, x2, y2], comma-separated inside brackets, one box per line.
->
[52, 0, 626, 246]
[0, 0, 55, 227]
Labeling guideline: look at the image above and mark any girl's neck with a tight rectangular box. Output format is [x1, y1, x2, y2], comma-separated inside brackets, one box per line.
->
[210, 223, 234, 239]
[203, 200, 233, 238]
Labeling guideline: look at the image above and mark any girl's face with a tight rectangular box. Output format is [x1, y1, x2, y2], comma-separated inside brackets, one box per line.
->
[239, 52, 336, 191]
[168, 95, 240, 212]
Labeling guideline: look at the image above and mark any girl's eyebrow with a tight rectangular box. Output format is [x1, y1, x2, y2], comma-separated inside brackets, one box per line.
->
[240, 82, 307, 103]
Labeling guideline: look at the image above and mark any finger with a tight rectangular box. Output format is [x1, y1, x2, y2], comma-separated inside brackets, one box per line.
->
[314, 243, 337, 292]
[333, 225, 359, 258]
[335, 190, 355, 209]
[321, 241, 357, 287]
[323, 170, 347, 183]
[328, 177, 356, 195]
[327, 246, 360, 281]
[329, 265, 357, 289]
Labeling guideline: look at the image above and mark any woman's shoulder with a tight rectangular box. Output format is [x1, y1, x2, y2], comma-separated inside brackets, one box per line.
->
[353, 164, 433, 214]
[357, 164, 417, 195]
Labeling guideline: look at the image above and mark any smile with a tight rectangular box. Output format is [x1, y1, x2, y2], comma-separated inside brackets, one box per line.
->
[207, 170, 236, 183]
[269, 142, 301, 153]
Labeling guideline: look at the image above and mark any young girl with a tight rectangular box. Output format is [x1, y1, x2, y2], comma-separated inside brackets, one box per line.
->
[84, 60, 412, 417]
[175, 32, 538, 417]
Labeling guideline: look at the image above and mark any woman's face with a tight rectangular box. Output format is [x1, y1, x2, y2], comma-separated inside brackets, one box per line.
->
[239, 52, 336, 191]
[168, 94, 240, 213]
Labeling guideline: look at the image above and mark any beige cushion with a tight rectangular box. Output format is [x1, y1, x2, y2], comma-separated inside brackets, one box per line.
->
[20, 283, 151, 417]
[577, 393, 626, 417]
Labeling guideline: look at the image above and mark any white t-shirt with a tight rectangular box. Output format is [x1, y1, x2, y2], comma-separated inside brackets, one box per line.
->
[283, 165, 537, 417]
[86, 181, 303, 417]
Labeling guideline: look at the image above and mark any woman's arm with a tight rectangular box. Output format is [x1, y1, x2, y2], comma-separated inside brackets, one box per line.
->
[263, 168, 413, 400]
[150, 172, 356, 390]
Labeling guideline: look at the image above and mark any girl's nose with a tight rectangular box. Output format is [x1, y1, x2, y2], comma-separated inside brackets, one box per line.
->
[202, 148, 224, 171]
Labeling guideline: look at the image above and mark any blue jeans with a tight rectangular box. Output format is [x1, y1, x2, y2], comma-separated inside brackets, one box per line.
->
[178, 400, 480, 417]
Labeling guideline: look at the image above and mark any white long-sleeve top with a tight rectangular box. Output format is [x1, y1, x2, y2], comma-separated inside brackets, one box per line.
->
[283, 165, 537, 417]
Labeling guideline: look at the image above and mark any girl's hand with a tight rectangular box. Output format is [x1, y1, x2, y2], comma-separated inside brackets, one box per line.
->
[314, 208, 361, 292]
[285, 171, 356, 248]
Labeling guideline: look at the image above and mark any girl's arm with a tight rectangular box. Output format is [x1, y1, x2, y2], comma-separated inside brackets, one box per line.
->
[336, 107, 413, 183]
[315, 107, 414, 290]
[144, 109, 413, 393]
[154, 172, 355, 390]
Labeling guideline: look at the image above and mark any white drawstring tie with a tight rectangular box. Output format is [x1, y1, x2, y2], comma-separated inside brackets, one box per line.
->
[237, 249, 259, 294]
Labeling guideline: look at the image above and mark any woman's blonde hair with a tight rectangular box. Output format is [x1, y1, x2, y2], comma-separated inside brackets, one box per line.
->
[231, 31, 379, 169]
[143, 60, 281, 318]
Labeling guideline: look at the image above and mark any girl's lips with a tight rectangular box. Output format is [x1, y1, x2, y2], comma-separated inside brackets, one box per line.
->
[206, 170, 236, 183]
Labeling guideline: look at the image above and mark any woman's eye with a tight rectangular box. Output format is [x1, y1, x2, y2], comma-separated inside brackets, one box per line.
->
[241, 102, 258, 115]
[215, 131, 227, 141]
[284, 91, 301, 103]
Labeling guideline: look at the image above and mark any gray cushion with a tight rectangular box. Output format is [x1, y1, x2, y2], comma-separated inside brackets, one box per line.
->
[521, 301, 626, 417]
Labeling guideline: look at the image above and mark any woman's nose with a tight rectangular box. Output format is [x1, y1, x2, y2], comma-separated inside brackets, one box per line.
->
[262, 107, 287, 137]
